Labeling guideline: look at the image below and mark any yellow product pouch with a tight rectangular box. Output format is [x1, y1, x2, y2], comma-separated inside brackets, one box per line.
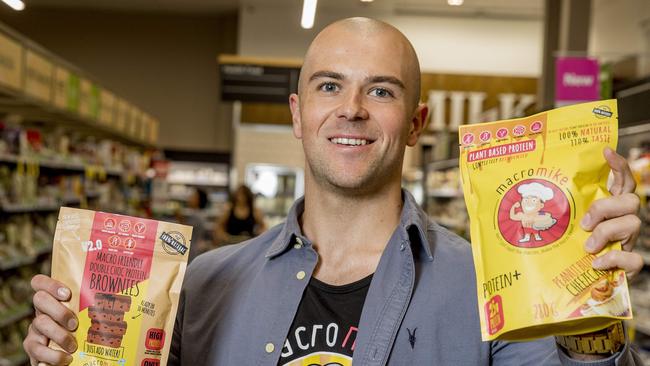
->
[51, 207, 193, 365]
[458, 100, 632, 341]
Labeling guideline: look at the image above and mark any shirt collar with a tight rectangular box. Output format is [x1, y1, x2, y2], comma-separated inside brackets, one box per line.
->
[265, 189, 433, 261]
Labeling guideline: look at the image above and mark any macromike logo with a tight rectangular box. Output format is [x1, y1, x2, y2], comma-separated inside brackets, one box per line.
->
[160, 231, 188, 255]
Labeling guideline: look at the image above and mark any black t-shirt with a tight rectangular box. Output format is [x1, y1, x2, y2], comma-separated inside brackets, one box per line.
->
[278, 274, 373, 366]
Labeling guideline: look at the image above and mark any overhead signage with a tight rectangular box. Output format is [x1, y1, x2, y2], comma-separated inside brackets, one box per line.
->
[219, 63, 299, 103]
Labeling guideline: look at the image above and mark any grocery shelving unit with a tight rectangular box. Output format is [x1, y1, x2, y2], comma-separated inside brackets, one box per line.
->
[419, 131, 469, 239]
[610, 75, 650, 361]
[0, 21, 158, 365]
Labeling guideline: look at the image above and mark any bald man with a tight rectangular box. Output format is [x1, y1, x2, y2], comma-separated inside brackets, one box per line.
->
[24, 18, 643, 366]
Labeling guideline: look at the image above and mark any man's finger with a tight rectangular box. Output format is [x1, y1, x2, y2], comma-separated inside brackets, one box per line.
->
[32, 314, 78, 354]
[584, 214, 641, 254]
[33, 290, 78, 331]
[25, 323, 49, 366]
[604, 147, 636, 196]
[592, 250, 644, 279]
[28, 323, 49, 345]
[23, 337, 72, 366]
[580, 193, 640, 231]
[31, 275, 71, 301]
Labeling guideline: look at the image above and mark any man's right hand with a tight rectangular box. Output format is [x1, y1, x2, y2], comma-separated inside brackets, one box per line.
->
[23, 274, 78, 366]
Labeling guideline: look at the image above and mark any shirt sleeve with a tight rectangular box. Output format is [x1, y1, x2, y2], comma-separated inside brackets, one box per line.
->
[490, 337, 644, 365]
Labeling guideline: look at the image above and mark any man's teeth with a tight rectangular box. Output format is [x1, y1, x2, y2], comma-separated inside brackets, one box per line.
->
[330, 137, 369, 146]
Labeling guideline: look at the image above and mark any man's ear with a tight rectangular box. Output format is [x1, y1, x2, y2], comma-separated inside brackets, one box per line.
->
[289, 93, 302, 139]
[406, 103, 428, 147]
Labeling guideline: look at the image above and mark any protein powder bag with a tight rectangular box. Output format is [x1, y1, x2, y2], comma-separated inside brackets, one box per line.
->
[459, 99, 632, 341]
[51, 207, 192, 365]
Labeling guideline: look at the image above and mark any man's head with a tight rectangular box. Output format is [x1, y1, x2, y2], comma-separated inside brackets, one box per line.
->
[289, 17, 427, 196]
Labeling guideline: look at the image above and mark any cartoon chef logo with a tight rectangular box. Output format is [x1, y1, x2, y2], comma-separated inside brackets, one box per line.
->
[497, 179, 570, 248]
[282, 352, 351, 366]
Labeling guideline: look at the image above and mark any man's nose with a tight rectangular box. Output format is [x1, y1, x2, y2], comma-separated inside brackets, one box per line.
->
[335, 90, 369, 121]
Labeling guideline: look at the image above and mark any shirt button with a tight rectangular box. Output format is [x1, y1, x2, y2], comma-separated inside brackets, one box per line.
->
[293, 243, 302, 249]
[296, 271, 306, 280]
[265, 342, 275, 353]
[295, 237, 303, 245]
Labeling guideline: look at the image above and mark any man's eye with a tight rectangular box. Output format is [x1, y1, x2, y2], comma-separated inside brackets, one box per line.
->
[369, 88, 393, 98]
[319, 82, 339, 92]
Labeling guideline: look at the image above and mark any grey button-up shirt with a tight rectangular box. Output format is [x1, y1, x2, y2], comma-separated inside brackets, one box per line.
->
[169, 190, 640, 365]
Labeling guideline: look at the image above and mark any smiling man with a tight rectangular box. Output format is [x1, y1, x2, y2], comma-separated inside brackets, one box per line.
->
[24, 17, 644, 366]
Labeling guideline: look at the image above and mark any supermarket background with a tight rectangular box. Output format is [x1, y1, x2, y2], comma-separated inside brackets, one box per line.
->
[0, 0, 648, 364]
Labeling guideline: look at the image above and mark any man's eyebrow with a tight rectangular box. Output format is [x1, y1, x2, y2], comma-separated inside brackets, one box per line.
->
[368, 75, 405, 90]
[307, 71, 406, 90]
[309, 70, 344, 82]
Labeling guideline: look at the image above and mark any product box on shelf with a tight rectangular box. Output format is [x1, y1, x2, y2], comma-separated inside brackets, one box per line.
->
[100, 90, 116, 127]
[24, 49, 54, 104]
[0, 31, 23, 92]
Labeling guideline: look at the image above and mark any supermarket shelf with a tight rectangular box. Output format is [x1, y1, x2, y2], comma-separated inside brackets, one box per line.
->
[0, 303, 32, 328]
[0, 244, 52, 272]
[432, 216, 466, 230]
[427, 158, 459, 171]
[428, 188, 463, 198]
[0, 349, 28, 366]
[0, 195, 92, 213]
[0, 203, 60, 213]
[0, 153, 124, 177]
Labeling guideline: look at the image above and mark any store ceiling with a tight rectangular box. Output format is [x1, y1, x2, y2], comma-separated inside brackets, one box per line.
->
[25, 0, 544, 18]
[26, 0, 240, 13]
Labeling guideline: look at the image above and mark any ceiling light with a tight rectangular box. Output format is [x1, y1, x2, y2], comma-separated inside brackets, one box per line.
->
[301, 0, 318, 29]
[447, 0, 464, 5]
[1, 0, 25, 11]
[361, 0, 374, 2]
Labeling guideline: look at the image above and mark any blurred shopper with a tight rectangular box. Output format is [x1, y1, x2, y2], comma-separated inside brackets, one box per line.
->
[214, 184, 266, 245]
[184, 188, 211, 262]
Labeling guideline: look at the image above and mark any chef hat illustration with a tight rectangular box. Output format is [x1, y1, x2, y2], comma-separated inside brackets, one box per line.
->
[517, 182, 554, 202]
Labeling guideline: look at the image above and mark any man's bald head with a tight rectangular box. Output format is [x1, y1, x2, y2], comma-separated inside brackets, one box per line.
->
[298, 17, 422, 109]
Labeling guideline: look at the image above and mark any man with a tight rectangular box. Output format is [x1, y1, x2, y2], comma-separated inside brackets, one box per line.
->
[24, 18, 644, 365]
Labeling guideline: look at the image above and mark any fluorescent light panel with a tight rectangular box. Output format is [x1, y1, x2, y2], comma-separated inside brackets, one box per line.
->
[301, 0, 318, 29]
[2, 0, 24, 11]
[448, 0, 464, 5]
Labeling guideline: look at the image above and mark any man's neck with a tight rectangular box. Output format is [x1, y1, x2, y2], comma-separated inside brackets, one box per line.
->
[300, 180, 404, 285]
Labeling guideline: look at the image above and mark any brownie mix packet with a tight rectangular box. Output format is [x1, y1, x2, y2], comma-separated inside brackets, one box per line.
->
[51, 207, 192, 365]
[458, 99, 632, 341]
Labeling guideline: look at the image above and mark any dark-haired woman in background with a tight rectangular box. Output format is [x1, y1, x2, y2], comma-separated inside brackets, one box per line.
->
[214, 185, 266, 245]
[185, 188, 211, 263]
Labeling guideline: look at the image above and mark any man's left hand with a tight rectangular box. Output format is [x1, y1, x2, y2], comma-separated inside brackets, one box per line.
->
[580, 147, 643, 278]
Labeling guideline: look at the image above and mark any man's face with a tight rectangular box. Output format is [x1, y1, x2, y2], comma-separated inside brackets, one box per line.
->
[290, 25, 425, 194]
[521, 196, 544, 213]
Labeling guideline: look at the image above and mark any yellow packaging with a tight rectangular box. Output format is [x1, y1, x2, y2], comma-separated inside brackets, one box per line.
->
[51, 207, 192, 365]
[458, 100, 632, 341]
